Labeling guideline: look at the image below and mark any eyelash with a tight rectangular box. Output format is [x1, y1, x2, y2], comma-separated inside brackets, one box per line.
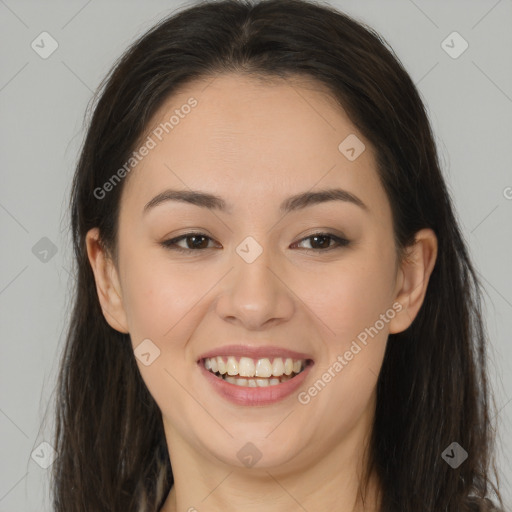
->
[160, 231, 350, 254]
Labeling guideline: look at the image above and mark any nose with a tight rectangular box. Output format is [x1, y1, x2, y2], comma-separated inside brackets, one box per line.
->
[214, 242, 295, 330]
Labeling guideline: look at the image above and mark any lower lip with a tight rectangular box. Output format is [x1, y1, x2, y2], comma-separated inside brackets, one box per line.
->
[198, 360, 314, 406]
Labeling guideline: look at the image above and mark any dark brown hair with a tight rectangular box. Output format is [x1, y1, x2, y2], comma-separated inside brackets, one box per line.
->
[53, 0, 505, 510]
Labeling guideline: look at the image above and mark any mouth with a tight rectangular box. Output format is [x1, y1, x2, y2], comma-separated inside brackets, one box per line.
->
[199, 356, 314, 387]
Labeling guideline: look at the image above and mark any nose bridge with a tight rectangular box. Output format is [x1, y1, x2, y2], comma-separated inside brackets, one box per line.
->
[214, 234, 295, 329]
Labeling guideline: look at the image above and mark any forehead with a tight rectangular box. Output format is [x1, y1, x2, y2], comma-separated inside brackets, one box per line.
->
[120, 73, 389, 221]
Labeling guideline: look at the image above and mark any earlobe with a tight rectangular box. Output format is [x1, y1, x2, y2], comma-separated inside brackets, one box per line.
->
[389, 228, 438, 334]
[85, 228, 130, 334]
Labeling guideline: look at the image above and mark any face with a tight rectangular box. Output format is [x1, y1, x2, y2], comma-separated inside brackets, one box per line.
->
[87, 73, 435, 477]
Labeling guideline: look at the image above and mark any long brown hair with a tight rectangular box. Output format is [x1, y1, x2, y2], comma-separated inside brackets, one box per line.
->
[53, 0, 505, 510]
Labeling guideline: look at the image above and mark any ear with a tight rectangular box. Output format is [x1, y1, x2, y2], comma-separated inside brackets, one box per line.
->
[389, 228, 438, 334]
[85, 227, 129, 334]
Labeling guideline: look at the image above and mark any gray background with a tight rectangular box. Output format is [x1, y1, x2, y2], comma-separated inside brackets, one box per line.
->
[1, 0, 511, 510]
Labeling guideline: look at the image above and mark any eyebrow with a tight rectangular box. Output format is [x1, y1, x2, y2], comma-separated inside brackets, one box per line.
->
[143, 187, 369, 215]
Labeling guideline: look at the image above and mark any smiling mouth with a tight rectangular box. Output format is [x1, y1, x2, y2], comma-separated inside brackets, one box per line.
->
[201, 356, 313, 387]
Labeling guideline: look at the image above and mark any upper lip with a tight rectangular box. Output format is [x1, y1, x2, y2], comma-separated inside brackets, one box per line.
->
[197, 344, 314, 362]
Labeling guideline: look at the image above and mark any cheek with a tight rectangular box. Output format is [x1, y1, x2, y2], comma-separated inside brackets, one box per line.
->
[299, 245, 394, 416]
[299, 251, 396, 345]
[120, 258, 206, 420]
[121, 254, 204, 343]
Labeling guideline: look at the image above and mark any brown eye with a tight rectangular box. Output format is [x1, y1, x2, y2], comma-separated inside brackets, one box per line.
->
[160, 231, 350, 254]
[292, 233, 350, 252]
[161, 233, 218, 252]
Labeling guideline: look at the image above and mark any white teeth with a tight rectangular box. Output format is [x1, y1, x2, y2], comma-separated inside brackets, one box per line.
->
[255, 358, 272, 378]
[222, 373, 296, 387]
[284, 358, 294, 375]
[238, 357, 255, 377]
[226, 356, 238, 376]
[203, 355, 308, 381]
[272, 358, 285, 376]
[217, 356, 226, 375]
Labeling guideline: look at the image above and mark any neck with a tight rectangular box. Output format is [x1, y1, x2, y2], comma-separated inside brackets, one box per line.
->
[159, 403, 381, 512]
[163, 470, 381, 512]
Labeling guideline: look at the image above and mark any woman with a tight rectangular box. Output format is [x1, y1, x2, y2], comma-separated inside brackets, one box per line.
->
[52, 0, 505, 510]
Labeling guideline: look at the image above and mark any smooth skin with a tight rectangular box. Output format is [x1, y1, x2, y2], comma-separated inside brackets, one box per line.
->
[86, 73, 437, 512]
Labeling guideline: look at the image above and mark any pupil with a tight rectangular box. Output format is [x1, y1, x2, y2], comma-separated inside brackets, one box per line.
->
[188, 235, 208, 249]
[312, 235, 330, 249]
